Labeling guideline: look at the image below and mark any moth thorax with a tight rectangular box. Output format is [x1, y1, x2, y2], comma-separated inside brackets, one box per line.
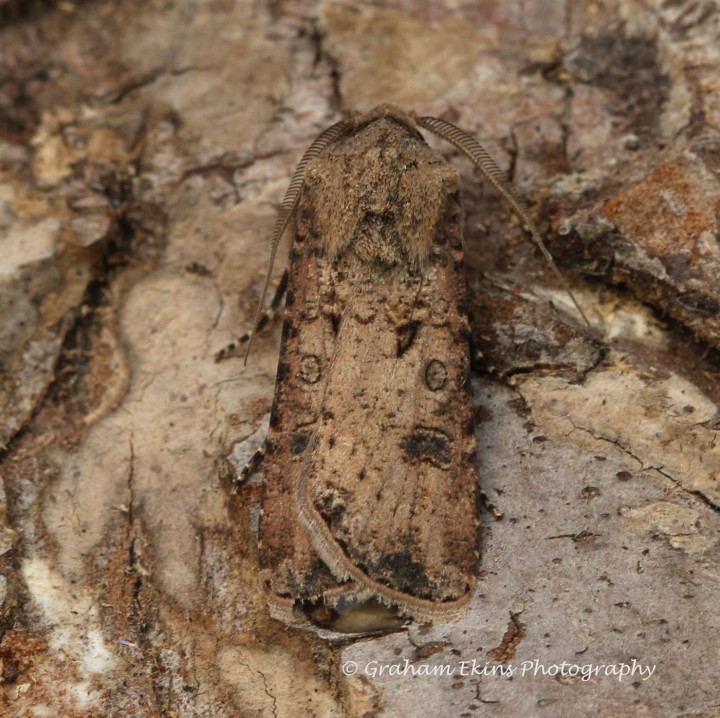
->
[351, 211, 428, 268]
[353, 211, 401, 265]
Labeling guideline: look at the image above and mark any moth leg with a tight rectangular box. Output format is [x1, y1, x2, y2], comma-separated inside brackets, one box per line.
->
[480, 490, 504, 519]
[214, 269, 289, 362]
[231, 442, 266, 492]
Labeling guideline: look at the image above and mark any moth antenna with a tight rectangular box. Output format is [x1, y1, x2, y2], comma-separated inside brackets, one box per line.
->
[244, 118, 351, 364]
[416, 115, 591, 328]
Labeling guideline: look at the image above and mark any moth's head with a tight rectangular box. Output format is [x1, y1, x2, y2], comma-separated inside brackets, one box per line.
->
[348, 103, 419, 136]
[301, 114, 460, 271]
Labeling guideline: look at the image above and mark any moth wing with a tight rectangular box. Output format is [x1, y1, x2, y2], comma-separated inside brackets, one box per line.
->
[259, 223, 345, 616]
[297, 230, 479, 620]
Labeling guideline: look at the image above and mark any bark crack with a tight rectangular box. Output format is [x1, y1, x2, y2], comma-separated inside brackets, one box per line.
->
[565, 417, 720, 513]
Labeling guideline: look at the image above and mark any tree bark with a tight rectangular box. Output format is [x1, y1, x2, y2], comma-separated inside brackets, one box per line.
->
[1, 1, 718, 716]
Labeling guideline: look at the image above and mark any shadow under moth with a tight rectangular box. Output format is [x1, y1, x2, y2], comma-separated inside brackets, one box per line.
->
[233, 104, 584, 635]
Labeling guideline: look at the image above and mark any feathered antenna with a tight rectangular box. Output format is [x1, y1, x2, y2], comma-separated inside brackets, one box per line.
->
[244, 118, 351, 363]
[416, 115, 590, 327]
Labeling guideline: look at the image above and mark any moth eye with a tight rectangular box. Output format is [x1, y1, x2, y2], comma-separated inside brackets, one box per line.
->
[424, 359, 447, 391]
[296, 353, 322, 384]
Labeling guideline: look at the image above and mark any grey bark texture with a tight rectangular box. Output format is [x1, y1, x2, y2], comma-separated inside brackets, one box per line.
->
[0, 1, 718, 716]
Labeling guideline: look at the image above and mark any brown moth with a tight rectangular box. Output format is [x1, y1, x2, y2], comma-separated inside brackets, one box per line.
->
[236, 104, 585, 634]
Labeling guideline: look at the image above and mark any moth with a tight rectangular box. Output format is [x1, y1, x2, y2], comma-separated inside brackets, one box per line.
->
[232, 104, 585, 634]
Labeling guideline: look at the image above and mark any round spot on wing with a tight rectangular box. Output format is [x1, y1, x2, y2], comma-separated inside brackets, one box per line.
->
[297, 353, 322, 384]
[424, 359, 447, 391]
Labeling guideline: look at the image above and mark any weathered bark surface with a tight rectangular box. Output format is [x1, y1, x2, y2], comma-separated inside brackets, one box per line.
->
[0, 1, 718, 716]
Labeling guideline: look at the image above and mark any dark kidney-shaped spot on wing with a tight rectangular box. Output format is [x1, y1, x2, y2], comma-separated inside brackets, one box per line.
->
[401, 427, 452, 468]
[290, 431, 311, 455]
